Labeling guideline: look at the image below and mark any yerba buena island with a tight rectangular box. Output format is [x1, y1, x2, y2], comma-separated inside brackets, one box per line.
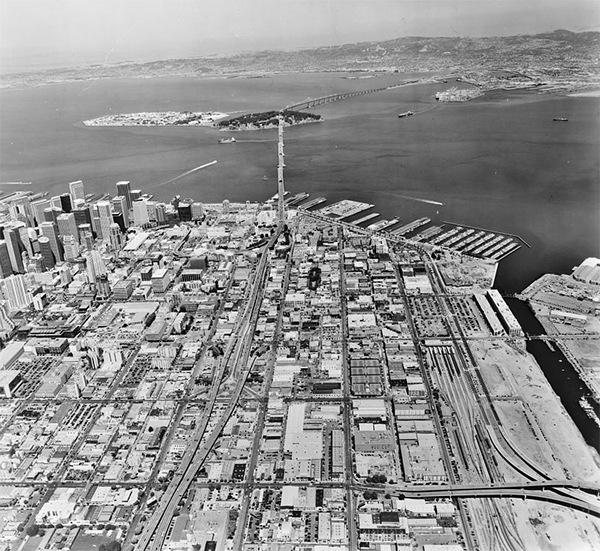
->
[0, 20, 599, 551]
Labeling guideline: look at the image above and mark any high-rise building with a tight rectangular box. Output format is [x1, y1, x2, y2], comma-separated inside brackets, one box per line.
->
[112, 212, 126, 233]
[56, 213, 79, 241]
[97, 201, 114, 243]
[155, 203, 167, 224]
[1, 274, 33, 311]
[4, 228, 24, 273]
[177, 202, 193, 221]
[31, 199, 51, 227]
[146, 201, 157, 222]
[17, 226, 33, 257]
[132, 200, 150, 227]
[192, 202, 204, 220]
[59, 193, 72, 213]
[39, 222, 64, 263]
[69, 180, 85, 203]
[0, 241, 13, 278]
[78, 224, 94, 251]
[131, 189, 142, 202]
[9, 197, 34, 227]
[72, 206, 92, 229]
[50, 196, 62, 209]
[108, 223, 123, 251]
[116, 181, 132, 210]
[38, 236, 55, 270]
[0, 304, 15, 333]
[112, 196, 129, 227]
[63, 236, 80, 261]
[43, 207, 62, 224]
[85, 250, 107, 284]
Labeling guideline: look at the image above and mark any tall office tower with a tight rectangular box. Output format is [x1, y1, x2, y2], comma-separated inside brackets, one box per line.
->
[116, 181, 132, 210]
[78, 224, 94, 251]
[9, 197, 34, 227]
[21, 251, 30, 272]
[39, 222, 64, 263]
[17, 226, 33, 257]
[69, 180, 85, 203]
[97, 275, 111, 298]
[50, 195, 62, 209]
[97, 201, 114, 242]
[29, 255, 44, 273]
[43, 207, 62, 224]
[0, 241, 13, 278]
[132, 200, 150, 227]
[131, 189, 142, 202]
[112, 212, 126, 233]
[56, 213, 79, 241]
[72, 206, 92, 229]
[177, 201, 193, 221]
[155, 203, 167, 224]
[191, 202, 204, 220]
[85, 250, 107, 284]
[38, 237, 55, 270]
[90, 204, 101, 239]
[1, 274, 33, 311]
[108, 223, 122, 251]
[4, 228, 24, 273]
[146, 201, 157, 222]
[60, 193, 72, 213]
[112, 196, 129, 227]
[222, 199, 230, 214]
[63, 235, 80, 261]
[31, 199, 51, 227]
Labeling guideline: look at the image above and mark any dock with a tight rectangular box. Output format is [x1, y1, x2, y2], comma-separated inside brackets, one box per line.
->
[393, 217, 431, 236]
[318, 200, 374, 220]
[286, 192, 310, 206]
[353, 213, 380, 225]
[298, 197, 326, 210]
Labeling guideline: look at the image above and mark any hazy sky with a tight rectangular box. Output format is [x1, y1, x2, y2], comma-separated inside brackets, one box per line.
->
[1, 0, 598, 72]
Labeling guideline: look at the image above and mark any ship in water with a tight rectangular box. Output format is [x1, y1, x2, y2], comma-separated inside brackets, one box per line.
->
[218, 137, 236, 144]
[398, 111, 414, 118]
[552, 117, 568, 122]
[579, 396, 600, 428]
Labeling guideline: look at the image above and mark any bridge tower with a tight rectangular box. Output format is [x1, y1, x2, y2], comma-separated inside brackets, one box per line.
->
[277, 114, 286, 223]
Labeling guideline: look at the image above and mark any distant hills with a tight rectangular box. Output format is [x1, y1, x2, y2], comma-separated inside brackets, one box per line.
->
[2, 30, 599, 89]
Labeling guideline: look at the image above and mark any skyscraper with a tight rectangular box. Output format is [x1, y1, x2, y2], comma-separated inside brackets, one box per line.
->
[72, 206, 92, 229]
[78, 224, 94, 251]
[108, 223, 123, 251]
[31, 199, 51, 227]
[43, 207, 62, 224]
[116, 181, 132, 210]
[97, 201, 114, 243]
[112, 196, 129, 228]
[60, 193, 72, 213]
[69, 180, 85, 203]
[0, 241, 13, 278]
[56, 213, 78, 241]
[39, 222, 64, 263]
[1, 275, 33, 311]
[38, 236, 56, 270]
[133, 200, 150, 227]
[63, 236, 80, 261]
[4, 228, 24, 273]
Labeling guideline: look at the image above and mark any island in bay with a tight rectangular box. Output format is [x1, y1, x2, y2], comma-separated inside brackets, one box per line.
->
[83, 108, 322, 131]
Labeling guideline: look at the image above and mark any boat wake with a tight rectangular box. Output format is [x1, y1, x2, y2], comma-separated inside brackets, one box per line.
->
[155, 160, 217, 186]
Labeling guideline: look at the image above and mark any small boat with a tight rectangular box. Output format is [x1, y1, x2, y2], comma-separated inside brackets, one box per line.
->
[552, 117, 568, 122]
[218, 137, 236, 144]
[263, 175, 268, 181]
[398, 111, 414, 118]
